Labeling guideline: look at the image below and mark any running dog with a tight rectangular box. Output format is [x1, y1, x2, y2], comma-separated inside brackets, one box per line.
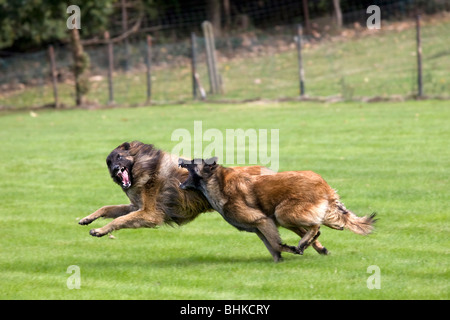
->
[179, 157, 376, 262]
[79, 141, 281, 239]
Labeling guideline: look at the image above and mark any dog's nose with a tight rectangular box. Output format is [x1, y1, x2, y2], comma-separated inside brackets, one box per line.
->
[112, 165, 120, 172]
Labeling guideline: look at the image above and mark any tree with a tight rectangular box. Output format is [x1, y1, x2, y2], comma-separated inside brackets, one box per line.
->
[206, 0, 221, 37]
[332, 0, 343, 29]
[70, 28, 90, 106]
[302, 0, 311, 35]
[0, 0, 115, 50]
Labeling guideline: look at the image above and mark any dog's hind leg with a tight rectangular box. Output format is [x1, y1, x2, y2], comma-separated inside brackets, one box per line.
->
[287, 227, 329, 255]
[297, 225, 321, 255]
[79, 204, 137, 225]
[256, 231, 283, 262]
[256, 218, 301, 258]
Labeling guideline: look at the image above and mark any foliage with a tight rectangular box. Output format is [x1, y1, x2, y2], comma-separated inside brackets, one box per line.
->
[0, 0, 115, 50]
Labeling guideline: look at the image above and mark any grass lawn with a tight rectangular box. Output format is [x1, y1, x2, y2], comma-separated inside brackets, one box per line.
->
[0, 100, 448, 299]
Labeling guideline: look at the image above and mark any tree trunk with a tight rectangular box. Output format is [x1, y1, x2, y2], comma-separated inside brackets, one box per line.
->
[223, 0, 231, 32]
[70, 28, 90, 106]
[206, 0, 221, 37]
[332, 0, 343, 29]
[121, 0, 130, 72]
[302, 0, 311, 34]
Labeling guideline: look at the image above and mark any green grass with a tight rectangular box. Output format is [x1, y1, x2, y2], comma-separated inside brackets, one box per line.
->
[0, 100, 449, 299]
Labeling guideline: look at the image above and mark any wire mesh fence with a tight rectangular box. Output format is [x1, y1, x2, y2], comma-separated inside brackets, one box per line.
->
[1, 2, 449, 109]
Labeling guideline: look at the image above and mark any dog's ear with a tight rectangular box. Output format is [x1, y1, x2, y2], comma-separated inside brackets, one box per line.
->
[204, 157, 218, 171]
[119, 142, 131, 150]
[204, 156, 218, 166]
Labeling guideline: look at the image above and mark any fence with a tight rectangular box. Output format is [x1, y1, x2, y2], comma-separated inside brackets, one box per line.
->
[1, 6, 449, 109]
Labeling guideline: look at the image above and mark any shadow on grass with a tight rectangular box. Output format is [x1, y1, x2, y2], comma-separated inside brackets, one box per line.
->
[76, 249, 329, 272]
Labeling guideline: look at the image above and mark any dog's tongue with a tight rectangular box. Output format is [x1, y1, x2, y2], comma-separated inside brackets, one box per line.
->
[121, 169, 131, 187]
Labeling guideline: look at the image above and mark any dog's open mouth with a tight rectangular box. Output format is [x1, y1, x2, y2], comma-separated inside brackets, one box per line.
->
[117, 167, 131, 188]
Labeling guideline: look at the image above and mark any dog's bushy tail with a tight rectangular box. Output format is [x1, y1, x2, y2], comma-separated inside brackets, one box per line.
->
[324, 201, 377, 235]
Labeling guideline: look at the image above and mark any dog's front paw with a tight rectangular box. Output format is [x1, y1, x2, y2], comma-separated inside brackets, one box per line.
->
[89, 228, 106, 237]
[79, 217, 94, 225]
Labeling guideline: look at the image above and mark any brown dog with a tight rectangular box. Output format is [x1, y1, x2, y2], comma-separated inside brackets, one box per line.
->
[78, 141, 291, 241]
[179, 157, 376, 262]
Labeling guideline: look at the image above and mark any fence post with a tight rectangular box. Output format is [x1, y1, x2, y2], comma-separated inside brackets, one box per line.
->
[146, 35, 152, 104]
[202, 21, 222, 94]
[48, 45, 59, 108]
[416, 14, 423, 98]
[191, 32, 198, 100]
[105, 31, 114, 105]
[296, 24, 305, 97]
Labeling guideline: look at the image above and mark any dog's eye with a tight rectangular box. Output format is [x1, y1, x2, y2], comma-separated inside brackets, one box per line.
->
[117, 155, 122, 160]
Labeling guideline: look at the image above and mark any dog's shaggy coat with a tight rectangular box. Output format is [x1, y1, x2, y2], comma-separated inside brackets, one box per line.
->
[79, 141, 315, 251]
[179, 157, 376, 262]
